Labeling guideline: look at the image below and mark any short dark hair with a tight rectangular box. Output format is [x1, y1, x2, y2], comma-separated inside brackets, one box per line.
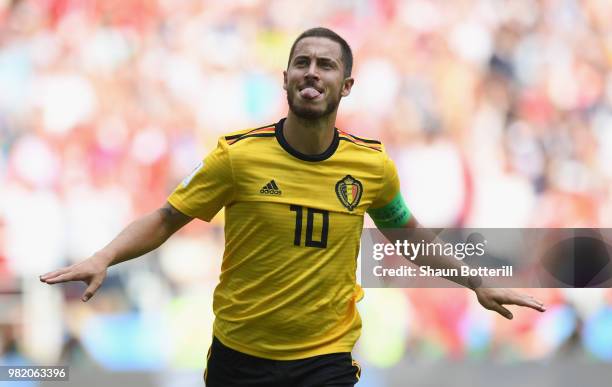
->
[287, 27, 353, 78]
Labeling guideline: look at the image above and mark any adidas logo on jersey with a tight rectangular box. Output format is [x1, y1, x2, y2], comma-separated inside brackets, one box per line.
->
[260, 180, 282, 195]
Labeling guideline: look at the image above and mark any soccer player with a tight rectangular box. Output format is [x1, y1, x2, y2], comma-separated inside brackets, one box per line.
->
[40, 27, 545, 386]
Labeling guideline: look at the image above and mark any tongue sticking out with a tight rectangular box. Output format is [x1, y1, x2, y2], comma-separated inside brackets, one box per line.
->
[300, 87, 321, 99]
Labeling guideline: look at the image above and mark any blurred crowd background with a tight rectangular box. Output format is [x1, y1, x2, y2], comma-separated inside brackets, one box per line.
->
[1, 0, 612, 386]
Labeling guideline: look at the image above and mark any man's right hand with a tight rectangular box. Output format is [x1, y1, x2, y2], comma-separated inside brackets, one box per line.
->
[39, 202, 192, 302]
[40, 254, 110, 302]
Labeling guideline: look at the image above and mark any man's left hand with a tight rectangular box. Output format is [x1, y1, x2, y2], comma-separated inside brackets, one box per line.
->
[474, 288, 546, 319]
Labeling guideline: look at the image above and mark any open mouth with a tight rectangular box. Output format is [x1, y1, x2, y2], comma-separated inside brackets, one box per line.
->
[299, 86, 324, 100]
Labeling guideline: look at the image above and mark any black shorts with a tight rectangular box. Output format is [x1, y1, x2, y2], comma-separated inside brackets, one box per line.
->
[204, 337, 361, 387]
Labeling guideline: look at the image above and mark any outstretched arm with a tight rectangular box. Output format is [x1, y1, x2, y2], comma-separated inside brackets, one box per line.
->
[40, 202, 192, 302]
[371, 203, 546, 320]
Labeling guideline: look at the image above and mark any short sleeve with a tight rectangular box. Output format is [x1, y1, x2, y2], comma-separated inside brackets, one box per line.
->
[370, 153, 400, 209]
[167, 139, 234, 221]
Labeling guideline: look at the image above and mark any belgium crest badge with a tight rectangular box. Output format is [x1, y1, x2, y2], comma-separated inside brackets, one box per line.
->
[335, 175, 363, 211]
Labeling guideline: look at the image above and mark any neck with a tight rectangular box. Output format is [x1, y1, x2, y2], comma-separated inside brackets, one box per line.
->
[283, 110, 338, 155]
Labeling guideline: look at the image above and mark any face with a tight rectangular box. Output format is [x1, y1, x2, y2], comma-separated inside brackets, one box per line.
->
[284, 37, 354, 120]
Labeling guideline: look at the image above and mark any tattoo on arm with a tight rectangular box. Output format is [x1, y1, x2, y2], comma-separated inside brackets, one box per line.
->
[159, 203, 193, 230]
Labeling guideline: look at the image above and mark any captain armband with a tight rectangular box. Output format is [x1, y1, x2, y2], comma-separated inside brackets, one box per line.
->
[367, 192, 412, 229]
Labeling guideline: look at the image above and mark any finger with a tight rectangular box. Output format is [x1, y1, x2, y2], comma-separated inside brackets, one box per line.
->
[40, 267, 72, 282]
[43, 271, 78, 284]
[504, 295, 546, 312]
[489, 303, 513, 320]
[518, 298, 546, 312]
[82, 280, 102, 302]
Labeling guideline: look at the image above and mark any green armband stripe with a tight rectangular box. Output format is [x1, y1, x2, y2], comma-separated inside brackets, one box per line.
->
[367, 192, 411, 228]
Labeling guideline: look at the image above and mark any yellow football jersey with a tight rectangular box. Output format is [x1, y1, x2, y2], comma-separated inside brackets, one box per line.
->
[168, 118, 400, 360]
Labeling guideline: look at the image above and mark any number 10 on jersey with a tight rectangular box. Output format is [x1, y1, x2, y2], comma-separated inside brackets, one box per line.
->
[289, 205, 329, 248]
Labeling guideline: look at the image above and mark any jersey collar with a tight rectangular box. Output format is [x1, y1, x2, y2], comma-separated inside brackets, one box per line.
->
[275, 118, 340, 162]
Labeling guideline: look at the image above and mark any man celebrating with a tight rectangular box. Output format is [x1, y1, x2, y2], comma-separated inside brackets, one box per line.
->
[40, 28, 545, 386]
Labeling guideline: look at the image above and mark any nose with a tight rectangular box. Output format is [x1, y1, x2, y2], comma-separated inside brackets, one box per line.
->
[305, 61, 319, 80]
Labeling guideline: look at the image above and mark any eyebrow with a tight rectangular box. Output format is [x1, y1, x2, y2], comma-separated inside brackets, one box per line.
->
[292, 55, 339, 66]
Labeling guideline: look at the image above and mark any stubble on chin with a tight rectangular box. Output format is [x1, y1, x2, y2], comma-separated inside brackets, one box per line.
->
[286, 91, 341, 120]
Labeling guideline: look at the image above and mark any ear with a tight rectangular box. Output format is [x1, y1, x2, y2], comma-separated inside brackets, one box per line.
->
[341, 77, 354, 97]
[283, 70, 288, 91]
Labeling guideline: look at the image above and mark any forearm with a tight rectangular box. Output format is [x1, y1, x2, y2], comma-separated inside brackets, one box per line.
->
[96, 204, 191, 267]
[379, 219, 481, 289]
[407, 228, 479, 289]
[40, 203, 191, 302]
